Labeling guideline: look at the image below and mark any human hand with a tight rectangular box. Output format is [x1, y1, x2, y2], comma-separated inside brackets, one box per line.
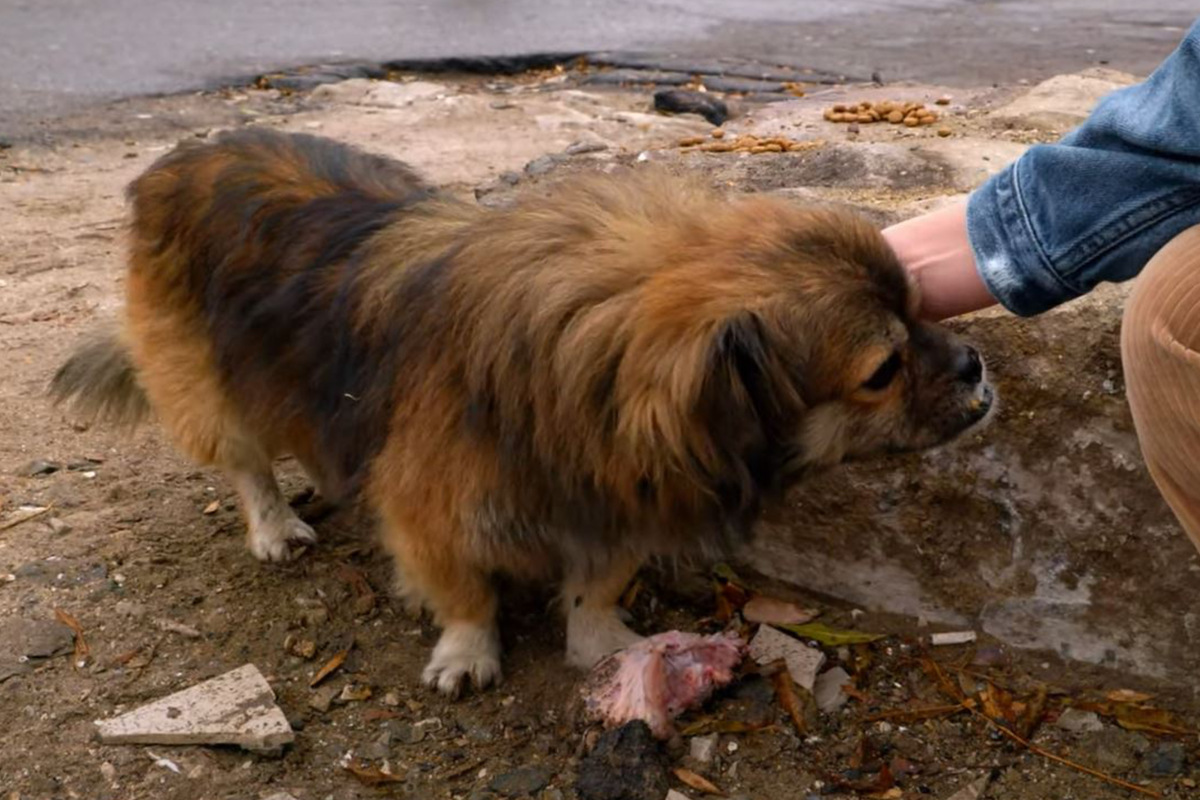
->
[882, 200, 998, 320]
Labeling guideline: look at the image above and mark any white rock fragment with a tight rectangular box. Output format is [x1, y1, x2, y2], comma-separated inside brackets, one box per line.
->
[263, 793, 301, 800]
[94, 664, 293, 754]
[666, 791, 694, 800]
[1054, 708, 1105, 733]
[748, 625, 826, 692]
[688, 732, 719, 764]
[930, 631, 977, 647]
[311, 78, 446, 108]
[813, 666, 852, 714]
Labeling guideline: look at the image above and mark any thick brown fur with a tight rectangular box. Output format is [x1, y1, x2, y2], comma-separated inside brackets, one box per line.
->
[53, 128, 991, 692]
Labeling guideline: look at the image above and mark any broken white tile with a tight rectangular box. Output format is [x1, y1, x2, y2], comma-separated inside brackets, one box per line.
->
[930, 631, 977, 646]
[748, 625, 826, 692]
[689, 732, 718, 764]
[94, 664, 293, 754]
[813, 666, 852, 714]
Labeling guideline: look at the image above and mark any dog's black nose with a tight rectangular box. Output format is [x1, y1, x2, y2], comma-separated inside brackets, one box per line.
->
[957, 346, 983, 384]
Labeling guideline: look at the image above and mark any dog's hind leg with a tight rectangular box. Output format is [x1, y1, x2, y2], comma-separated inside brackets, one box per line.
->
[563, 552, 645, 669]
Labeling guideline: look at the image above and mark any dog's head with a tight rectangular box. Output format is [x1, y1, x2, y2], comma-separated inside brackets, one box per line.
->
[616, 197, 992, 510]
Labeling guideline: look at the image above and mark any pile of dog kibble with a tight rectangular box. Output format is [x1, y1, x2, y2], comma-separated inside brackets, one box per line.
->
[824, 97, 953, 136]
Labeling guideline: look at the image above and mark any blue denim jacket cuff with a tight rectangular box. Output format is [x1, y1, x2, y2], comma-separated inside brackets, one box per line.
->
[966, 164, 1077, 317]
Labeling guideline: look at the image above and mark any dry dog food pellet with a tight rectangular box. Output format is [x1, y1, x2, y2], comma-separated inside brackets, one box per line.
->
[711, 129, 725, 139]
[936, 96, 952, 105]
[824, 99, 940, 128]
[937, 127, 952, 137]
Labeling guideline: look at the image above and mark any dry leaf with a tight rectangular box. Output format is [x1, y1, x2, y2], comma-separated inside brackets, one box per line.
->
[1107, 689, 1153, 704]
[772, 670, 807, 735]
[673, 767, 726, 796]
[1112, 704, 1191, 736]
[310, 647, 350, 687]
[982, 683, 1016, 724]
[678, 718, 772, 736]
[202, 500, 219, 515]
[54, 607, 89, 665]
[778, 621, 884, 647]
[343, 757, 404, 786]
[363, 709, 404, 722]
[743, 596, 819, 626]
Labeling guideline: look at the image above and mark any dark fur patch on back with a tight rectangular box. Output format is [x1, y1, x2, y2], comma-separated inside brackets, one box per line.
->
[131, 129, 442, 493]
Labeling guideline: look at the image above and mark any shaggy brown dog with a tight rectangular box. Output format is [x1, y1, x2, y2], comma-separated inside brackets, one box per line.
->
[52, 129, 992, 694]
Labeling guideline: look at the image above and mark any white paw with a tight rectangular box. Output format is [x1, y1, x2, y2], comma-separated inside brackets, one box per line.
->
[248, 515, 317, 562]
[422, 623, 502, 697]
[566, 608, 644, 669]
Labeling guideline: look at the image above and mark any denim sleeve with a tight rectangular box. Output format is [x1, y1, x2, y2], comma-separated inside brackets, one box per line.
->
[967, 19, 1200, 316]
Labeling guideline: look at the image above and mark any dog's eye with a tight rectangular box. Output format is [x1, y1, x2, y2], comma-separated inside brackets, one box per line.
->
[862, 351, 902, 391]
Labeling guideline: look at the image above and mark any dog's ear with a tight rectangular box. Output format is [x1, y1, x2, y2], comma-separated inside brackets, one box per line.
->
[696, 311, 802, 506]
[616, 308, 803, 509]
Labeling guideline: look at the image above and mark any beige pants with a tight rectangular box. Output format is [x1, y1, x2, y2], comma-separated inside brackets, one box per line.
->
[1123, 225, 1200, 552]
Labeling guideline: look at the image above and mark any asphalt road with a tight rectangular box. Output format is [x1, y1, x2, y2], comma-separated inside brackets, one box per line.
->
[2, 0, 1197, 128]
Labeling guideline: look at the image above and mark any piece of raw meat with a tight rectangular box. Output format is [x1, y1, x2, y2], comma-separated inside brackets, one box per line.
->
[582, 630, 746, 738]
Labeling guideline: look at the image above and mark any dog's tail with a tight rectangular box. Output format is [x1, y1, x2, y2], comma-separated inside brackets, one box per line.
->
[49, 330, 150, 429]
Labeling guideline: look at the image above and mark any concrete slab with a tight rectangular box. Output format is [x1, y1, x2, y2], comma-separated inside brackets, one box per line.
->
[94, 664, 294, 754]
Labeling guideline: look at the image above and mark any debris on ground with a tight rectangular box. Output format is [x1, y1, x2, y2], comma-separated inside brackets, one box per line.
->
[748, 624, 825, 692]
[575, 721, 670, 800]
[583, 631, 745, 738]
[653, 89, 729, 125]
[930, 631, 978, 646]
[94, 663, 294, 754]
[813, 666, 853, 714]
[741, 596, 819, 626]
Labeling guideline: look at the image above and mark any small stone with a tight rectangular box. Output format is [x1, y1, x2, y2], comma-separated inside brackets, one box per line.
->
[653, 89, 729, 126]
[937, 128, 952, 137]
[1145, 741, 1186, 776]
[935, 96, 952, 105]
[813, 667, 852, 714]
[300, 607, 329, 627]
[847, 122, 860, 134]
[565, 141, 608, 156]
[930, 631, 976, 646]
[490, 765, 555, 797]
[48, 517, 72, 535]
[575, 721, 669, 800]
[285, 636, 317, 660]
[688, 733, 718, 764]
[666, 792, 694, 800]
[382, 690, 402, 707]
[20, 460, 62, 477]
[525, 154, 565, 176]
[308, 684, 338, 712]
[94, 664, 293, 754]
[542, 789, 565, 800]
[99, 761, 117, 784]
[359, 730, 392, 760]
[499, 171, 521, 186]
[339, 683, 372, 703]
[748, 625, 826, 692]
[1054, 708, 1104, 733]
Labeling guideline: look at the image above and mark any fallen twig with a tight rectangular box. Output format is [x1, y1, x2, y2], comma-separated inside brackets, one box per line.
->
[924, 659, 1161, 799]
[0, 505, 53, 532]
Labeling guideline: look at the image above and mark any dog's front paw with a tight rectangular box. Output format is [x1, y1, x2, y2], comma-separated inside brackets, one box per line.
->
[567, 608, 644, 669]
[248, 514, 318, 562]
[422, 623, 502, 697]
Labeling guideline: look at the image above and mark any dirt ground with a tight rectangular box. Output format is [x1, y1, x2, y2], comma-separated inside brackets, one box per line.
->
[2, 67, 1198, 800]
